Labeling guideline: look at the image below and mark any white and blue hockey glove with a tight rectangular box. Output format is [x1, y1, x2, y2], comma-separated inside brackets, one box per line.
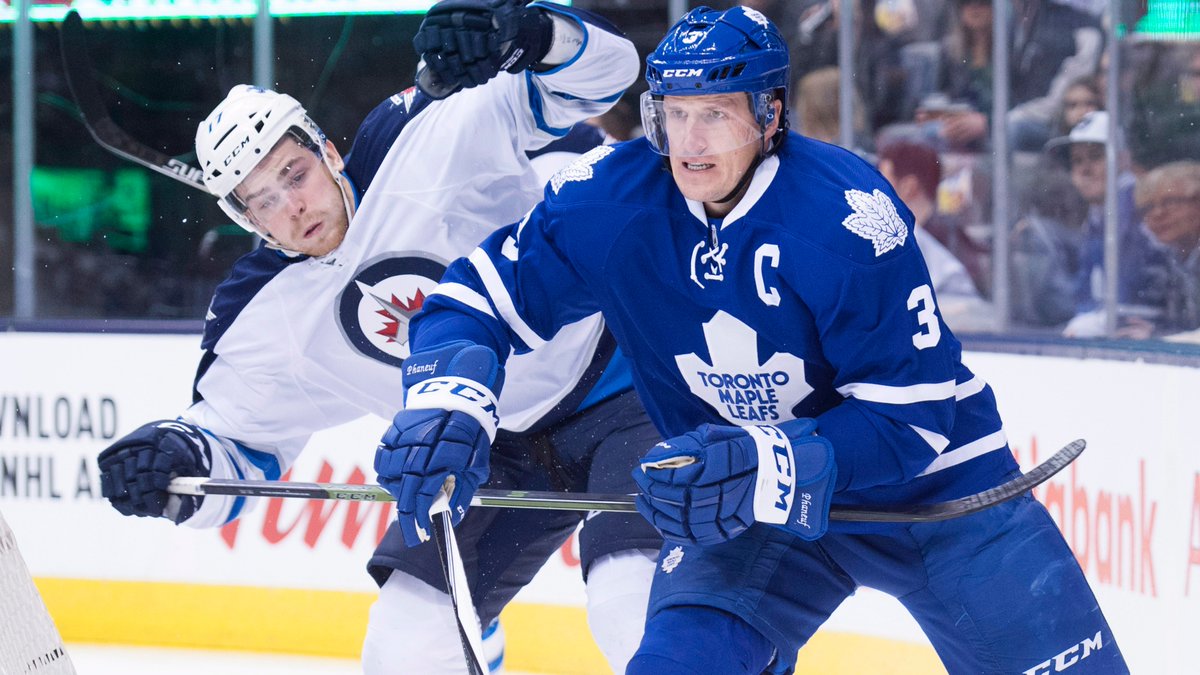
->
[632, 420, 836, 547]
[413, 0, 553, 99]
[376, 342, 504, 547]
[97, 420, 212, 524]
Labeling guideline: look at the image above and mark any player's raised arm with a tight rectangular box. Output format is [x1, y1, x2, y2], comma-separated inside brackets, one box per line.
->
[412, 0, 638, 140]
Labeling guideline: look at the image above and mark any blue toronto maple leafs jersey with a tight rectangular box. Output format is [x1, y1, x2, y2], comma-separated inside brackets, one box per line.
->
[412, 133, 1018, 515]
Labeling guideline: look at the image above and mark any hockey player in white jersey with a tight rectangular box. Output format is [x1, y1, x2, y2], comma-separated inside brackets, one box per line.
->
[95, 2, 662, 672]
[381, 5, 1128, 674]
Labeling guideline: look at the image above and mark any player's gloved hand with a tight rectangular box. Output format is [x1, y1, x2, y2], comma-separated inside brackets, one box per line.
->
[413, 0, 554, 99]
[376, 341, 505, 547]
[632, 420, 836, 547]
[97, 420, 212, 524]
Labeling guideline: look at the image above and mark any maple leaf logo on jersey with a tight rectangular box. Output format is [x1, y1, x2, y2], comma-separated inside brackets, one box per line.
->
[842, 189, 908, 256]
[675, 311, 813, 424]
[550, 145, 614, 194]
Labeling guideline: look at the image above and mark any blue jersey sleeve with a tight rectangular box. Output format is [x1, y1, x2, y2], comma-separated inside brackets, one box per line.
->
[782, 214, 962, 492]
[410, 202, 602, 366]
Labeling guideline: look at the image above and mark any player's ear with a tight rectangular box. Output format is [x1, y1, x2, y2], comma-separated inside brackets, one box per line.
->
[324, 139, 345, 173]
[765, 98, 783, 135]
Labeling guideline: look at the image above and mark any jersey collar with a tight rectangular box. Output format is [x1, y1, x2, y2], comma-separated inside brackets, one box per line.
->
[683, 154, 780, 231]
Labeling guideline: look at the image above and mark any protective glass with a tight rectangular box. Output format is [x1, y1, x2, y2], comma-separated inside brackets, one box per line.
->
[640, 90, 769, 158]
[225, 129, 324, 226]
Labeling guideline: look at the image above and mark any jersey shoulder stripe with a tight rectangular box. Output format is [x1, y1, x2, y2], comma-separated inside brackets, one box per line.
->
[342, 89, 435, 199]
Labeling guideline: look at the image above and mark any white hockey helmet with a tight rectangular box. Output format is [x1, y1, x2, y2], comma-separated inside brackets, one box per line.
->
[195, 85, 349, 251]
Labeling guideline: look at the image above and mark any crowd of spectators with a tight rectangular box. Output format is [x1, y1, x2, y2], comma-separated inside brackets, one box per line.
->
[740, 0, 1200, 342]
[16, 1, 1199, 343]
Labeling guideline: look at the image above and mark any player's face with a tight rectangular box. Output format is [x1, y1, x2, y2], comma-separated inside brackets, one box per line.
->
[663, 93, 780, 217]
[235, 137, 351, 256]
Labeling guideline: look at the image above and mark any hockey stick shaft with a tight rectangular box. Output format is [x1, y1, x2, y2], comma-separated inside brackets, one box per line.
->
[431, 508, 490, 675]
[58, 10, 208, 191]
[168, 439, 1085, 523]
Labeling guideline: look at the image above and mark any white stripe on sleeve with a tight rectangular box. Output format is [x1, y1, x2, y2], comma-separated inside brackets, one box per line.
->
[467, 248, 547, 350]
[836, 379, 956, 404]
[955, 376, 987, 401]
[916, 429, 1009, 476]
[909, 424, 951, 454]
[429, 282, 497, 319]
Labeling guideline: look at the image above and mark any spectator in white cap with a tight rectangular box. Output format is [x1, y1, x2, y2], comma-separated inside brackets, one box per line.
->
[1044, 111, 1170, 337]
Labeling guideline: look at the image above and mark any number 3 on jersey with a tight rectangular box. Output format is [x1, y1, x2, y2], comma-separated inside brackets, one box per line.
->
[907, 284, 941, 349]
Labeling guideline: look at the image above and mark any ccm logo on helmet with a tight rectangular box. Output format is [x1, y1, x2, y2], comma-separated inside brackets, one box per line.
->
[223, 135, 252, 167]
[662, 68, 703, 78]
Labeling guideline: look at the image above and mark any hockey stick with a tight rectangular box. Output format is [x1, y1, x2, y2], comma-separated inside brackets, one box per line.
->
[429, 497, 490, 675]
[169, 438, 1085, 523]
[58, 10, 207, 191]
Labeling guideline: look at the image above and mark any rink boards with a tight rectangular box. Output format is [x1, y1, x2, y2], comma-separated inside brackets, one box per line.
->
[1, 331, 1197, 673]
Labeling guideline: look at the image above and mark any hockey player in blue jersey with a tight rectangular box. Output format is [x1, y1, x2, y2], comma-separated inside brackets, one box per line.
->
[380, 5, 1128, 674]
[94, 2, 664, 673]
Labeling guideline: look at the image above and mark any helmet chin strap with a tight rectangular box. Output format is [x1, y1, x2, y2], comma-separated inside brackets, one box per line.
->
[711, 120, 782, 205]
[324, 150, 356, 231]
[713, 147, 765, 205]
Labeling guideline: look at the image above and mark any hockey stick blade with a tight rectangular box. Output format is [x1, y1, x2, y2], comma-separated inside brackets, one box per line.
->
[167, 439, 1084, 522]
[58, 11, 207, 191]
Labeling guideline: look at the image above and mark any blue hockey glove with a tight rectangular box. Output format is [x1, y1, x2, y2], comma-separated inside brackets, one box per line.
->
[97, 420, 212, 524]
[413, 0, 553, 99]
[632, 420, 836, 547]
[376, 341, 505, 547]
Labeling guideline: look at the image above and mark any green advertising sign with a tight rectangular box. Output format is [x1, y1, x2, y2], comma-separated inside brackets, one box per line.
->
[1134, 0, 1200, 39]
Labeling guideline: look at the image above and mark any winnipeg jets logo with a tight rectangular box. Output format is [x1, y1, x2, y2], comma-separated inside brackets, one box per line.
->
[336, 255, 447, 367]
[742, 7, 771, 29]
[661, 546, 685, 573]
[550, 145, 614, 194]
[842, 189, 908, 257]
[675, 311, 813, 424]
[355, 279, 425, 347]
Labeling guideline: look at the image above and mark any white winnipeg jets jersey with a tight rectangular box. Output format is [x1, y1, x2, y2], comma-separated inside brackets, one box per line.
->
[180, 7, 639, 528]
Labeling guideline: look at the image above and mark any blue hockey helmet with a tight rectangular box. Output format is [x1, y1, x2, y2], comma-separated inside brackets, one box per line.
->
[642, 6, 790, 155]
